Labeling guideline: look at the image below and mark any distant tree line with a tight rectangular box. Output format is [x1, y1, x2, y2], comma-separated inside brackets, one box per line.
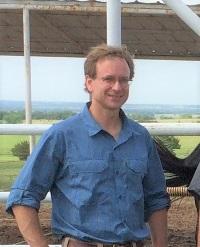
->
[32, 111, 76, 120]
[0, 110, 75, 123]
[127, 113, 156, 122]
[0, 111, 25, 124]
[1, 111, 157, 124]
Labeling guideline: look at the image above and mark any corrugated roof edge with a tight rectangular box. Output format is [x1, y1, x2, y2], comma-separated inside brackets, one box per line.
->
[79, 0, 200, 7]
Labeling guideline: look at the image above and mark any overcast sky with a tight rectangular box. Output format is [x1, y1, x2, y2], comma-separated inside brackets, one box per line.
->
[0, 56, 199, 105]
[0, 0, 200, 105]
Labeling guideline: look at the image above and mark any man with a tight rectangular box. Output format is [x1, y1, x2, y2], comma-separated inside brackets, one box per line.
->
[6, 44, 170, 247]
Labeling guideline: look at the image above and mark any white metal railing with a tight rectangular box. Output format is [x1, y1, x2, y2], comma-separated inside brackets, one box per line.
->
[0, 192, 51, 203]
[0, 123, 200, 136]
[0, 246, 61, 247]
[0, 124, 51, 135]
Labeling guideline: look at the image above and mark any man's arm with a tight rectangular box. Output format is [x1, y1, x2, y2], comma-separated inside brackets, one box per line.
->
[148, 208, 168, 247]
[12, 205, 49, 247]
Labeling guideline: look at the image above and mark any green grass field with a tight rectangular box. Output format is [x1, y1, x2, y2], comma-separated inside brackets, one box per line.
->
[0, 135, 39, 191]
[0, 161, 23, 191]
[0, 135, 28, 161]
[175, 136, 200, 158]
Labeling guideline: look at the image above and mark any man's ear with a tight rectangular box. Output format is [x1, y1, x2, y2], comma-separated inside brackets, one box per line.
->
[85, 75, 93, 93]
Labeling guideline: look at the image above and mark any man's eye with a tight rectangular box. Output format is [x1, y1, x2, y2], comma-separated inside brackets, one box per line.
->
[103, 77, 114, 83]
[120, 78, 129, 84]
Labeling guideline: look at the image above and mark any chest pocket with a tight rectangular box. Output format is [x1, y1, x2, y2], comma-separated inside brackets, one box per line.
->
[67, 160, 107, 174]
[59, 160, 109, 207]
[124, 159, 147, 200]
[125, 158, 147, 178]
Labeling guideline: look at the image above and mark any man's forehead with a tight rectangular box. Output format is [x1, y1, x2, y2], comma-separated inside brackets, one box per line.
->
[96, 57, 130, 74]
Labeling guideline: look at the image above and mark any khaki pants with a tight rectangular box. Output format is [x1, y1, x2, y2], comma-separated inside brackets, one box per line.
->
[62, 237, 145, 247]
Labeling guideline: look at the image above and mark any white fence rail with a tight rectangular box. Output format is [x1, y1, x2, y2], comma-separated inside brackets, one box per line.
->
[0, 246, 61, 247]
[0, 123, 200, 136]
[0, 192, 51, 203]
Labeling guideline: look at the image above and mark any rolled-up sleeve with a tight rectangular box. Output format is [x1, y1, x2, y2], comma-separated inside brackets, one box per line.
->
[143, 135, 170, 221]
[6, 126, 65, 214]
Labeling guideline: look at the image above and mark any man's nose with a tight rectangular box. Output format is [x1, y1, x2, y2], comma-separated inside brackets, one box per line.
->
[112, 80, 123, 90]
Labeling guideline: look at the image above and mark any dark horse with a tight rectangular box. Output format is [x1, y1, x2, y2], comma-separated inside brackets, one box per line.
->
[154, 139, 200, 246]
[154, 139, 200, 187]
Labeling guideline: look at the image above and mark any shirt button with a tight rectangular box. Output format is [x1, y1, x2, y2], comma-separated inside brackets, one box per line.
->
[118, 195, 122, 200]
[116, 170, 119, 175]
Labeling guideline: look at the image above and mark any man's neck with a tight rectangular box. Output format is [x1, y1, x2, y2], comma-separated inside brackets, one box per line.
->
[89, 103, 122, 139]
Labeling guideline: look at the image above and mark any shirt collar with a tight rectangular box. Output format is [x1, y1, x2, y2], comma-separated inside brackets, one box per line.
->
[80, 102, 141, 138]
[117, 110, 140, 144]
[80, 102, 103, 136]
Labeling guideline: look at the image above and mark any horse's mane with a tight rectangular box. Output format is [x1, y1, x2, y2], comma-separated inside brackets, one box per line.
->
[154, 139, 200, 187]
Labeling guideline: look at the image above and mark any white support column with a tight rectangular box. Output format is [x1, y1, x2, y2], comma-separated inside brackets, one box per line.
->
[106, 0, 121, 47]
[162, 0, 200, 36]
[23, 7, 35, 153]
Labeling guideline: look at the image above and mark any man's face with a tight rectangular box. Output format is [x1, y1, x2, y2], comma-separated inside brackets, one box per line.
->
[86, 57, 131, 111]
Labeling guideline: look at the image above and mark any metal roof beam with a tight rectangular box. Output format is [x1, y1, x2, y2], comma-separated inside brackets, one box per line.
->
[163, 0, 200, 36]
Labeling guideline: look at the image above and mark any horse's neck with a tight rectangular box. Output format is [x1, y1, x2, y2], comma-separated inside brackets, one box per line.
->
[184, 143, 200, 168]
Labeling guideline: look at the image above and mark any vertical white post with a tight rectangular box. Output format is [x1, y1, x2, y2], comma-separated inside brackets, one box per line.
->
[162, 0, 200, 36]
[197, 200, 200, 247]
[107, 0, 121, 47]
[23, 7, 35, 153]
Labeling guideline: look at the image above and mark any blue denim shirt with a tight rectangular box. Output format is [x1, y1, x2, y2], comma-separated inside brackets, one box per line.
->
[6, 103, 170, 243]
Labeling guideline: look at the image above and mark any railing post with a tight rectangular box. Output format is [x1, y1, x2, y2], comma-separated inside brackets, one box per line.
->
[23, 7, 35, 153]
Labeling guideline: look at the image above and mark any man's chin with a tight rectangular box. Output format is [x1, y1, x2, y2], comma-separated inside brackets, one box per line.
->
[106, 102, 125, 110]
[109, 98, 127, 107]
